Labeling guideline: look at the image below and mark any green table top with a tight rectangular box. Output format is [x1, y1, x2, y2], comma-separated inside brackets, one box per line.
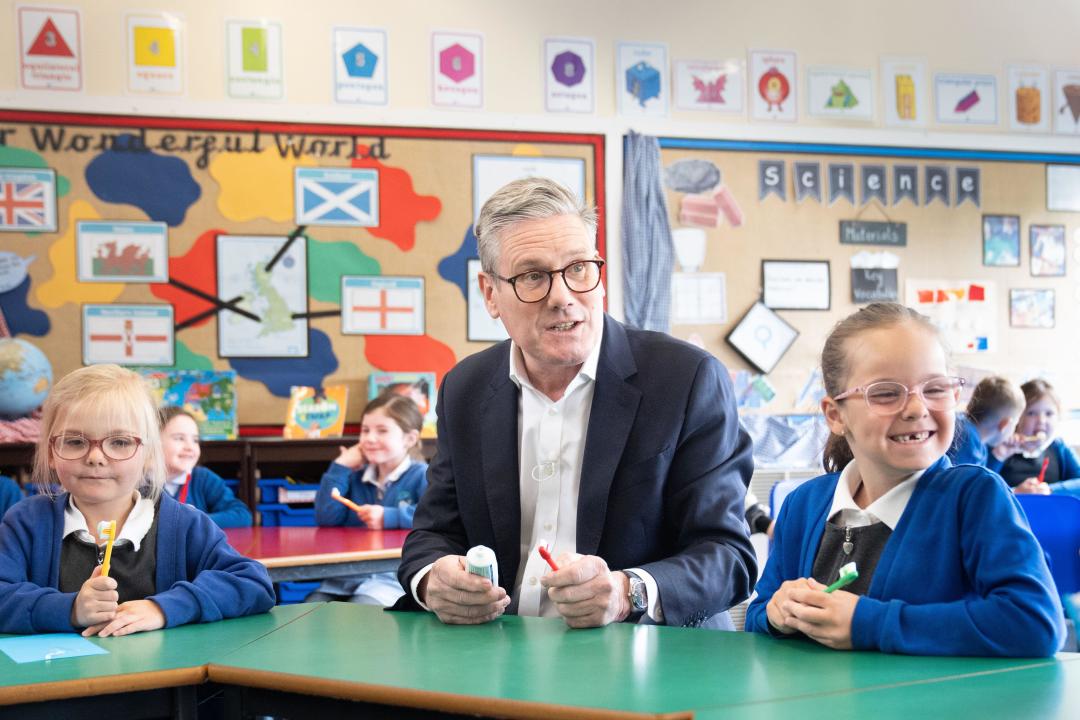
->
[207, 603, 1077, 719]
[0, 603, 316, 704]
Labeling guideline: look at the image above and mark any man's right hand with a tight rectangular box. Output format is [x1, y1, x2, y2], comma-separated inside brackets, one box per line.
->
[419, 555, 510, 625]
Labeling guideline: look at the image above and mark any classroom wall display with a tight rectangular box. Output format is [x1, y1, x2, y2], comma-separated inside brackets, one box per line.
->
[1053, 69, 1080, 135]
[761, 260, 830, 310]
[17, 5, 82, 92]
[906, 279, 995, 353]
[544, 37, 595, 114]
[431, 31, 483, 109]
[76, 221, 169, 283]
[0, 110, 603, 427]
[332, 27, 388, 106]
[368, 370, 437, 436]
[225, 19, 284, 100]
[805, 67, 873, 121]
[466, 258, 508, 342]
[749, 50, 797, 122]
[1030, 224, 1066, 277]
[143, 368, 238, 439]
[983, 214, 1021, 267]
[673, 58, 744, 114]
[1047, 164, 1080, 211]
[126, 12, 183, 95]
[659, 136, 1079, 408]
[934, 73, 998, 126]
[616, 42, 668, 117]
[1010, 288, 1055, 328]
[881, 57, 927, 127]
[1006, 65, 1050, 133]
[725, 301, 798, 374]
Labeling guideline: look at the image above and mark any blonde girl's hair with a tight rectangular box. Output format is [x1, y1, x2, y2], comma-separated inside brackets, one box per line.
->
[33, 364, 166, 500]
[966, 377, 1025, 425]
[363, 392, 424, 461]
[820, 302, 947, 473]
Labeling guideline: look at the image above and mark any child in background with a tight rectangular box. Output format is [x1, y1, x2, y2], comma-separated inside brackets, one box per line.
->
[948, 376, 1025, 466]
[0, 475, 22, 518]
[745, 303, 1063, 657]
[992, 379, 1080, 496]
[160, 406, 252, 528]
[0, 365, 274, 636]
[309, 393, 429, 605]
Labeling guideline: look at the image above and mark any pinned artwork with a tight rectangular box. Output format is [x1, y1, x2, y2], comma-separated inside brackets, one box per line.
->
[616, 42, 668, 117]
[0, 168, 57, 232]
[1030, 224, 1066, 277]
[906, 279, 995, 353]
[982, 215, 1021, 267]
[333, 27, 387, 105]
[82, 304, 174, 366]
[17, 6, 82, 91]
[431, 32, 483, 109]
[726, 301, 799, 374]
[749, 50, 797, 122]
[806, 67, 873, 120]
[1010, 288, 1055, 328]
[226, 19, 284, 100]
[934, 73, 998, 125]
[674, 58, 744, 113]
[76, 221, 168, 283]
[126, 13, 183, 94]
[1007, 65, 1050, 133]
[544, 37, 594, 113]
[341, 275, 425, 336]
[1053, 69, 1080, 135]
[881, 57, 926, 127]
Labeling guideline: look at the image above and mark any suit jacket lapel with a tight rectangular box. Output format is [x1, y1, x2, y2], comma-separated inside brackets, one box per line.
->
[480, 348, 522, 590]
[577, 317, 640, 556]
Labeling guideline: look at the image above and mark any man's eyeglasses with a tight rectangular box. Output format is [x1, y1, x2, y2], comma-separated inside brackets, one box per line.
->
[833, 376, 965, 416]
[50, 434, 143, 461]
[492, 259, 605, 303]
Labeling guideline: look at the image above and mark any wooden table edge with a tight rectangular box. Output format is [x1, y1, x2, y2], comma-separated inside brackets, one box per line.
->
[257, 548, 402, 568]
[0, 666, 206, 706]
[205, 665, 692, 720]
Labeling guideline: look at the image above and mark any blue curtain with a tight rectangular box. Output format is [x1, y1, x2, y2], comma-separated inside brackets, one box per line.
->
[621, 132, 673, 332]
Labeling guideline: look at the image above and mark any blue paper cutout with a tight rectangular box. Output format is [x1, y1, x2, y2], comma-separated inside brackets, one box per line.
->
[0, 634, 108, 664]
[437, 224, 478, 302]
[0, 276, 50, 336]
[229, 329, 339, 398]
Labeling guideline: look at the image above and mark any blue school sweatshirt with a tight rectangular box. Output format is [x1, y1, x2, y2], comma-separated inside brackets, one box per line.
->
[745, 457, 1065, 657]
[172, 465, 253, 528]
[988, 438, 1080, 489]
[314, 461, 428, 529]
[0, 476, 22, 519]
[947, 412, 988, 466]
[0, 492, 274, 634]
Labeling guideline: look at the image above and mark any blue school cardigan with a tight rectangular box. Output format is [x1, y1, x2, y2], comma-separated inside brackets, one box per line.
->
[745, 456, 1065, 657]
[0, 476, 22, 519]
[988, 438, 1080, 489]
[0, 492, 274, 634]
[314, 461, 428, 529]
[947, 412, 988, 466]
[178, 465, 253, 528]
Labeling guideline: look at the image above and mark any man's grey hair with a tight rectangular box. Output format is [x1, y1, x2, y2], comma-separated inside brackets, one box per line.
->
[475, 177, 597, 274]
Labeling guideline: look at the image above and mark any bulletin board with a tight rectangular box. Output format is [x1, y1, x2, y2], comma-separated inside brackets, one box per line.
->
[658, 137, 1080, 410]
[0, 110, 604, 430]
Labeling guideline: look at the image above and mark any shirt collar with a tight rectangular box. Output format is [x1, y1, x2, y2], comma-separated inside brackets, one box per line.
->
[63, 491, 157, 552]
[828, 460, 924, 530]
[361, 456, 412, 487]
[508, 321, 603, 393]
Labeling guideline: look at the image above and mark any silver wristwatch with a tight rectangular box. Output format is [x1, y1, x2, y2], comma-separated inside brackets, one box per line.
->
[625, 571, 648, 615]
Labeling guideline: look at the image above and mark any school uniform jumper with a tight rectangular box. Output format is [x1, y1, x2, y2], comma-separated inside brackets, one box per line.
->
[947, 412, 988, 466]
[988, 438, 1080, 495]
[0, 476, 22, 519]
[0, 492, 275, 634]
[168, 465, 252, 528]
[314, 461, 428, 529]
[745, 457, 1065, 657]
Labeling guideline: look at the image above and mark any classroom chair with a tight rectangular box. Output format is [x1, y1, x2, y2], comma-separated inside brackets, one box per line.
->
[1016, 494, 1080, 651]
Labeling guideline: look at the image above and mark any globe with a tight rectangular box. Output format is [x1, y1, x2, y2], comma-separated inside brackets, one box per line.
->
[0, 338, 52, 419]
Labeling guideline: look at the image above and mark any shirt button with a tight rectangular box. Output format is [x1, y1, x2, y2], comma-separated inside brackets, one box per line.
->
[548, 407, 557, 415]
[543, 523, 554, 532]
[529, 577, 538, 586]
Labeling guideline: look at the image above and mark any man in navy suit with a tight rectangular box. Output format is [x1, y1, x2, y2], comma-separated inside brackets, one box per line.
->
[397, 177, 755, 628]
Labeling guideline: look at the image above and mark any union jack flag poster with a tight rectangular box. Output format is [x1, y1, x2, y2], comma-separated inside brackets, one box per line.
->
[0, 168, 57, 232]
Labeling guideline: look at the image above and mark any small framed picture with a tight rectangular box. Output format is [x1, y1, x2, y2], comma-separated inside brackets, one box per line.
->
[1030, 224, 1066, 277]
[1009, 288, 1055, 328]
[982, 214, 1020, 267]
[761, 259, 831, 310]
[725, 301, 799, 374]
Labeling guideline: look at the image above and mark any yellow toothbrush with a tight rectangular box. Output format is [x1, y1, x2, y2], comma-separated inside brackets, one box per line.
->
[96, 520, 117, 577]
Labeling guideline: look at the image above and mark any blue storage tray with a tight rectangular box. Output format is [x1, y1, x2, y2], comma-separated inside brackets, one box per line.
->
[277, 580, 320, 605]
[258, 477, 319, 504]
[257, 503, 316, 527]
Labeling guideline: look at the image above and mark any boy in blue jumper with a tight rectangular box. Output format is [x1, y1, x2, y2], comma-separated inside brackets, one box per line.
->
[309, 393, 428, 605]
[159, 406, 252, 528]
[0, 365, 273, 636]
[948, 375, 1024, 467]
[746, 303, 1064, 657]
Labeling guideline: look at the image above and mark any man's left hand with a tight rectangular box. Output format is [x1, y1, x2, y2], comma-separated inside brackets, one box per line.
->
[540, 553, 632, 628]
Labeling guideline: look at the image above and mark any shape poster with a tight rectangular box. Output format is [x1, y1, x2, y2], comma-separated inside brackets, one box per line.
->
[216, 234, 308, 358]
[881, 57, 926, 127]
[617, 42, 668, 117]
[544, 37, 594, 113]
[342, 275, 425, 336]
[674, 58, 744, 113]
[76, 221, 168, 283]
[1053, 68, 1080, 135]
[905, 279, 995, 354]
[83, 304, 174, 366]
[432, 31, 483, 108]
[934, 73, 998, 125]
[806, 67, 873, 120]
[1007, 65, 1050, 133]
[749, 50, 797, 122]
[334, 27, 388, 105]
[126, 13, 183, 94]
[17, 5, 82, 91]
[225, 19, 284, 100]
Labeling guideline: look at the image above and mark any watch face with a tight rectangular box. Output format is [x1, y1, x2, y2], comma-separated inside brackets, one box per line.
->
[629, 577, 647, 611]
